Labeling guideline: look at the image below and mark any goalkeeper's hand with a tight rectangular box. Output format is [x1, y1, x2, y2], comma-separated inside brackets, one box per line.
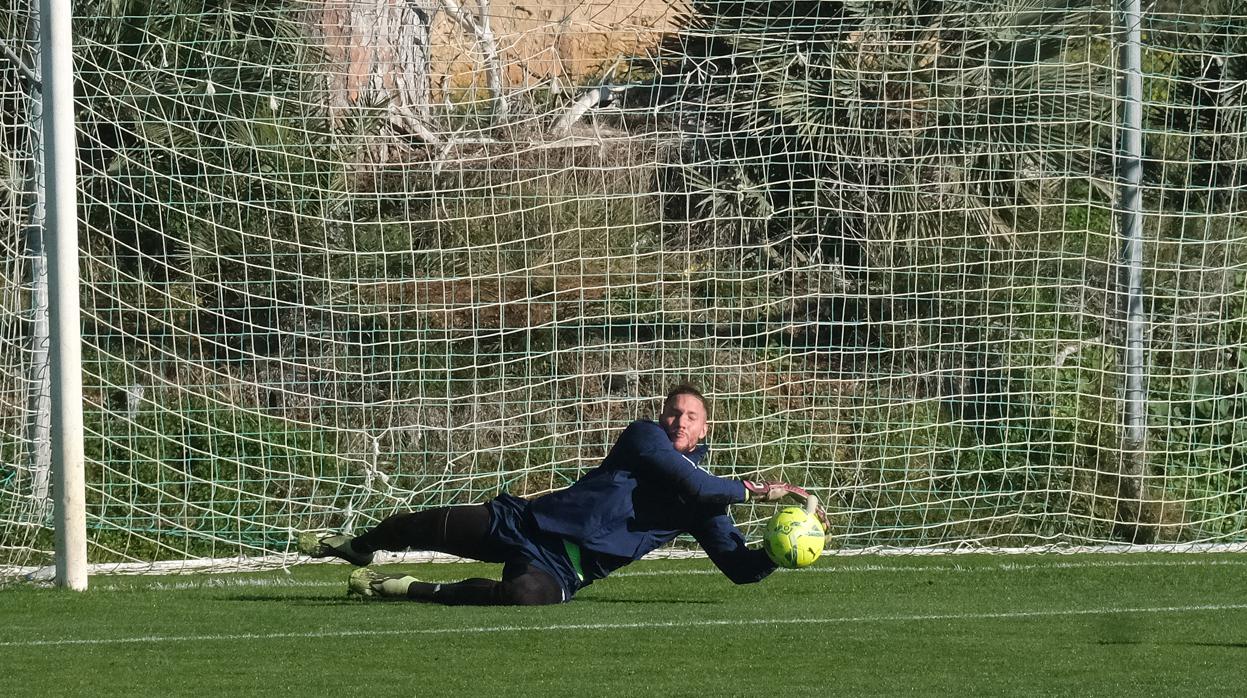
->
[742, 480, 830, 531]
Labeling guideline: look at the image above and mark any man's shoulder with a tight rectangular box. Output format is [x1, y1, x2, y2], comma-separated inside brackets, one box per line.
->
[623, 418, 660, 433]
[616, 419, 664, 445]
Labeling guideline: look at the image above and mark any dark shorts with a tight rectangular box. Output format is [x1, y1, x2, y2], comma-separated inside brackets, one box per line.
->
[485, 493, 582, 602]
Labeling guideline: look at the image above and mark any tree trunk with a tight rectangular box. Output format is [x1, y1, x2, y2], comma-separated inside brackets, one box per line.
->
[312, 0, 441, 148]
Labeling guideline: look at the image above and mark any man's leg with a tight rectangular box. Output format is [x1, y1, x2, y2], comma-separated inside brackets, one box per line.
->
[319, 501, 566, 604]
[300, 504, 501, 565]
[347, 562, 564, 605]
[406, 563, 564, 606]
[352, 504, 501, 561]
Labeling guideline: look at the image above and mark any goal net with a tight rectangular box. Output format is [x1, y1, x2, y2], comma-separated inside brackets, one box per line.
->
[3, 0, 1246, 577]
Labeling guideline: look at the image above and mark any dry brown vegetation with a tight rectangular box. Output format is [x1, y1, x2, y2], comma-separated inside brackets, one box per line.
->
[429, 1, 684, 91]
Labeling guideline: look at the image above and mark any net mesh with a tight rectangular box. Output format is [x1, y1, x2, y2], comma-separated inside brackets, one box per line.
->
[2, 0, 1246, 576]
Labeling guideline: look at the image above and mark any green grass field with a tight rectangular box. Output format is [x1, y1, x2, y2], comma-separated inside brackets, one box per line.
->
[3, 553, 1244, 697]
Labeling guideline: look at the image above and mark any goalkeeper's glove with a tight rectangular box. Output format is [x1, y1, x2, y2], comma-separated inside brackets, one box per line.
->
[742, 480, 830, 531]
[742, 480, 809, 503]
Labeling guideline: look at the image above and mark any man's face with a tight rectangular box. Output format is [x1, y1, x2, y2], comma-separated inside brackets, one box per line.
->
[659, 393, 708, 454]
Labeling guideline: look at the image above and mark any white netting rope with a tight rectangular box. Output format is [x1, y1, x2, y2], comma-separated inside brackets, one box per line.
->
[1, 0, 1245, 576]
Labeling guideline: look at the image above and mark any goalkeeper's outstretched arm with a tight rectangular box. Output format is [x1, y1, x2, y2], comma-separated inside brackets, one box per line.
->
[690, 513, 776, 584]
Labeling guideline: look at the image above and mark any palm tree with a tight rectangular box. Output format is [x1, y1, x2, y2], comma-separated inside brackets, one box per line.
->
[638, 0, 1115, 271]
[1147, 2, 1247, 213]
[71, 0, 401, 355]
[628, 0, 1132, 544]
[1140, 1, 1247, 540]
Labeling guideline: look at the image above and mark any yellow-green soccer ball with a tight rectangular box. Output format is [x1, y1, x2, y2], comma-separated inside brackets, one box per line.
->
[763, 506, 825, 569]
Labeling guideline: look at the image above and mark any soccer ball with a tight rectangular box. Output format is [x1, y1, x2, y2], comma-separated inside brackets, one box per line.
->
[763, 506, 825, 569]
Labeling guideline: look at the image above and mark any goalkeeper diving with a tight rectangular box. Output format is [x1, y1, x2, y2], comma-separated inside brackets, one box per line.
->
[297, 384, 825, 605]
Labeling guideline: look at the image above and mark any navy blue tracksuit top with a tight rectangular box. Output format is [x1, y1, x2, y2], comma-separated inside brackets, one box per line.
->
[526, 419, 776, 584]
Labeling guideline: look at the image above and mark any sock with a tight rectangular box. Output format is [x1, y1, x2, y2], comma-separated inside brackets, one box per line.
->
[345, 536, 373, 555]
[405, 581, 442, 601]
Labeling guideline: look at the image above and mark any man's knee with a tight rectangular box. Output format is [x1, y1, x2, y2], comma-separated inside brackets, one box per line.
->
[496, 572, 563, 605]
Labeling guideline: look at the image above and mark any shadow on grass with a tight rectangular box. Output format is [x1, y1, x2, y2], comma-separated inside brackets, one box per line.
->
[223, 593, 721, 607]
[574, 596, 719, 605]
[224, 594, 368, 605]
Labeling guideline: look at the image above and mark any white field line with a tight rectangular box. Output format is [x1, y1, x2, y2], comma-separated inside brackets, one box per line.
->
[9, 542, 1247, 580]
[4, 603, 1247, 649]
[87, 555, 1247, 592]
